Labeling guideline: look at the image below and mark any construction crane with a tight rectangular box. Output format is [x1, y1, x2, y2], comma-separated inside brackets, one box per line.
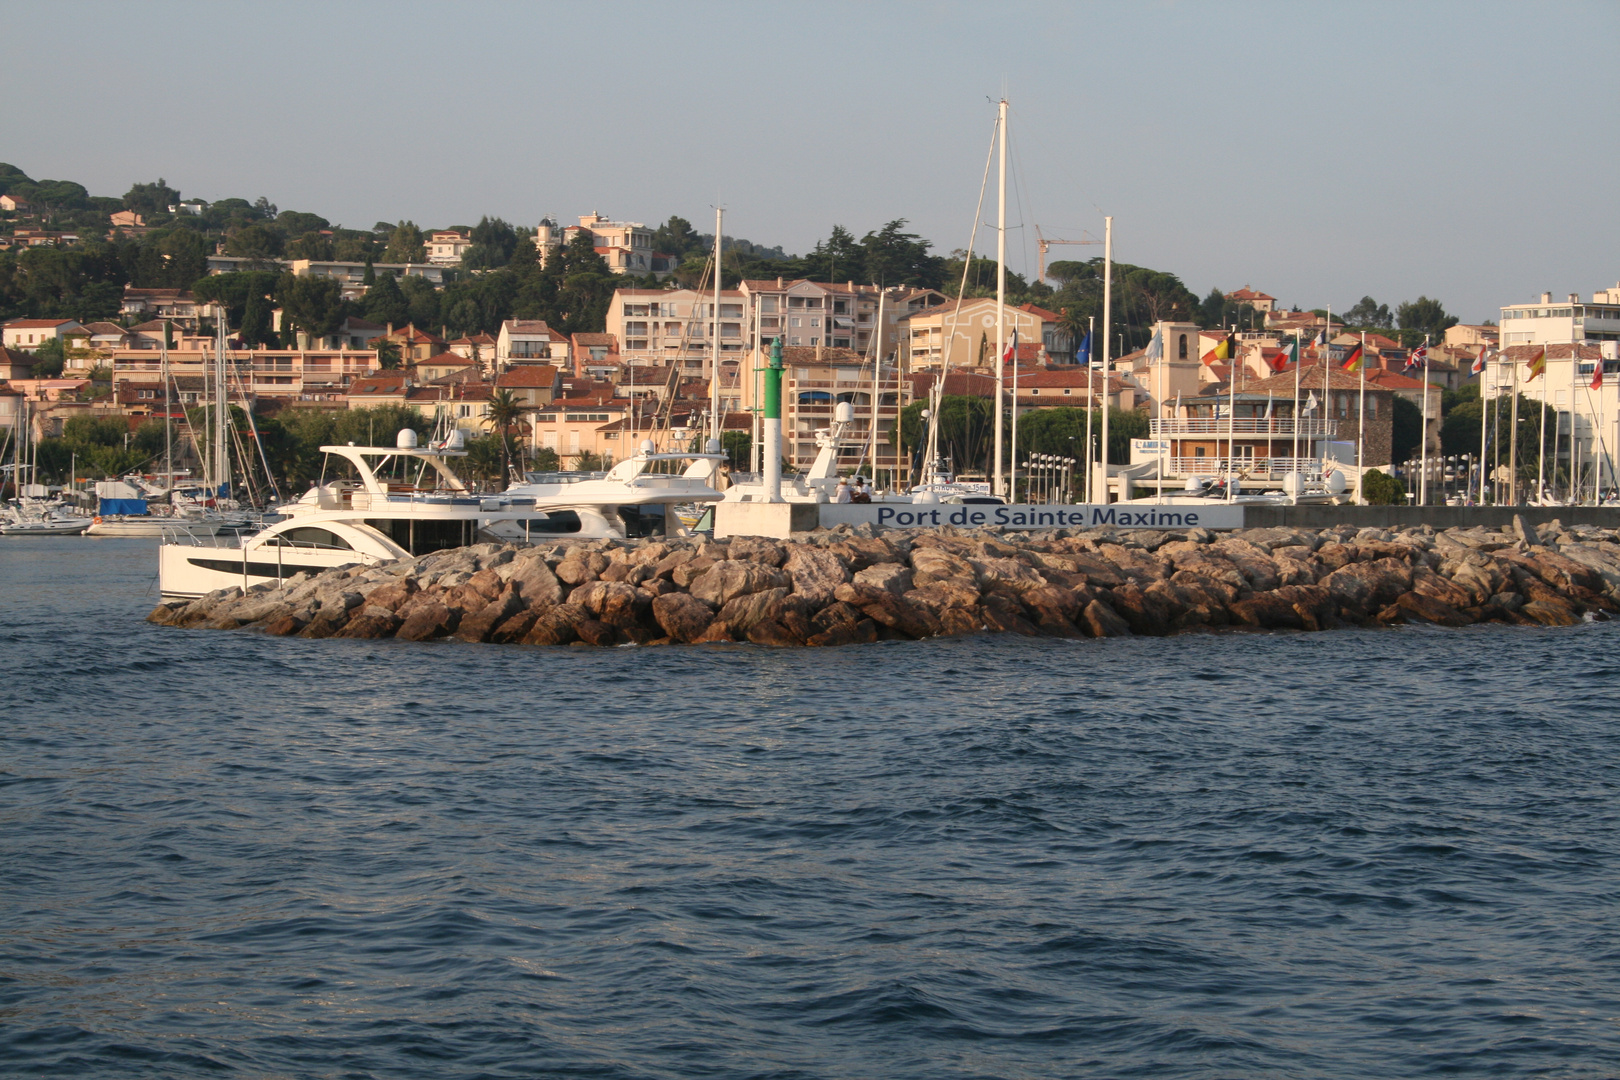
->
[1035, 225, 1102, 283]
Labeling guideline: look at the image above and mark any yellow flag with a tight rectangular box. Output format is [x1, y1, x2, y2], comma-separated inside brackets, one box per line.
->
[1526, 348, 1546, 380]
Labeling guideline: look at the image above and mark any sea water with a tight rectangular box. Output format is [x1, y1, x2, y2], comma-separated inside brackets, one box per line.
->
[2, 536, 1617, 1079]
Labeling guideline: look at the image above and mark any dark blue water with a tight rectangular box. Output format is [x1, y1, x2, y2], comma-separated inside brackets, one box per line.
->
[2, 537, 1618, 1079]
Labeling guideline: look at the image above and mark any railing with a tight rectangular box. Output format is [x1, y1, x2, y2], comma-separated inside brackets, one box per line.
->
[1152, 456, 1328, 478]
[1149, 418, 1339, 436]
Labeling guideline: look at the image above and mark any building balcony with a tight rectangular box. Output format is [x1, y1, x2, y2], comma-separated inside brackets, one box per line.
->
[1149, 418, 1339, 437]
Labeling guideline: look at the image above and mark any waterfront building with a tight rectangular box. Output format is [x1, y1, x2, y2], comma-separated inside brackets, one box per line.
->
[900, 298, 1053, 371]
[2, 318, 83, 351]
[1499, 285, 1620, 347]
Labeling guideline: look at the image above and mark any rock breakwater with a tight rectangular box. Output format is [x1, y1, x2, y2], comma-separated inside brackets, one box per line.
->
[148, 517, 1620, 646]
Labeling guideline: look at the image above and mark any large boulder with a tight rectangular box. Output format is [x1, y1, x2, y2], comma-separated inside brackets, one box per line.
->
[505, 555, 564, 606]
[555, 550, 608, 585]
[1080, 599, 1132, 638]
[909, 546, 976, 586]
[652, 593, 716, 643]
[1395, 592, 1475, 627]
[455, 592, 527, 642]
[688, 561, 790, 607]
[805, 601, 878, 647]
[1321, 557, 1414, 614]
[396, 601, 458, 641]
[727, 536, 787, 567]
[521, 603, 590, 646]
[784, 545, 849, 607]
[853, 562, 913, 596]
[570, 580, 651, 630]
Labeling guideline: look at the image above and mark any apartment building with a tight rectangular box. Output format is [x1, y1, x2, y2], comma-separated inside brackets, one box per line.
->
[1499, 285, 1620, 347]
[605, 288, 748, 373]
[2, 318, 83, 350]
[901, 299, 1052, 370]
[111, 348, 380, 402]
[428, 229, 472, 267]
[543, 213, 673, 278]
[496, 320, 569, 369]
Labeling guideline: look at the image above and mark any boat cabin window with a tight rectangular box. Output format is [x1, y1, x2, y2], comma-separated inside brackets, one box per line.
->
[616, 505, 664, 538]
[524, 510, 582, 535]
[798, 391, 831, 404]
[267, 527, 353, 550]
[364, 517, 482, 555]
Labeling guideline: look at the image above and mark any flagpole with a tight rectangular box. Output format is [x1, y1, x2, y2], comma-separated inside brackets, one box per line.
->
[1419, 333, 1430, 506]
[1324, 305, 1332, 479]
[1570, 345, 1580, 505]
[1010, 329, 1019, 501]
[1227, 346, 1236, 502]
[1085, 315, 1094, 503]
[1477, 347, 1489, 504]
[1292, 329, 1301, 483]
[1509, 345, 1520, 505]
[1357, 331, 1366, 505]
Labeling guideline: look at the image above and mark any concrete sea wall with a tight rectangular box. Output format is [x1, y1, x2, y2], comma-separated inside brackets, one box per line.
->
[150, 516, 1620, 646]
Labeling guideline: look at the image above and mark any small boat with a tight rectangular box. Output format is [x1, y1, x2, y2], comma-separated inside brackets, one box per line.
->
[0, 512, 91, 536]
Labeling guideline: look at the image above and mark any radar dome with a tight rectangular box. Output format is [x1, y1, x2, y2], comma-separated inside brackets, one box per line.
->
[396, 428, 419, 449]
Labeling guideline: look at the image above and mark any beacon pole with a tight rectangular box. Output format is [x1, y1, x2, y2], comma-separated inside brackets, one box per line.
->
[763, 336, 784, 503]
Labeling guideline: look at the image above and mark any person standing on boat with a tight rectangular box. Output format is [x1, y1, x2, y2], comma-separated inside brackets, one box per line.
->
[834, 477, 853, 503]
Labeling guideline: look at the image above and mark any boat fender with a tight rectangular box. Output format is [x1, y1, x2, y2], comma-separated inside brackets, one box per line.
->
[93, 515, 102, 524]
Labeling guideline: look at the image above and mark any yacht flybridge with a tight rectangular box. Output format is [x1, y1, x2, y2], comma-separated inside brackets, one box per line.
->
[157, 431, 727, 599]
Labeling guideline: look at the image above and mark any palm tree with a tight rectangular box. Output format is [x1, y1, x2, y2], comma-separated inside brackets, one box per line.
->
[483, 388, 523, 488]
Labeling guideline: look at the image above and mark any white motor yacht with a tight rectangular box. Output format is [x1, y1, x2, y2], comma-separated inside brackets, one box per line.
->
[485, 439, 728, 542]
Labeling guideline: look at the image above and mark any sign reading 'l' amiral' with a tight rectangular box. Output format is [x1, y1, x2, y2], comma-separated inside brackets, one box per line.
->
[816, 503, 1246, 531]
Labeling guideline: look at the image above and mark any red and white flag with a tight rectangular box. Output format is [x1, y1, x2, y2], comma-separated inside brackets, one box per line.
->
[1002, 329, 1019, 363]
[1593, 357, 1605, 391]
[1471, 346, 1488, 377]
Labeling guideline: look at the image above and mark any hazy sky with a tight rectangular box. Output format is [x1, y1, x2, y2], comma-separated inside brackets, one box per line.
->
[4, 1, 1615, 322]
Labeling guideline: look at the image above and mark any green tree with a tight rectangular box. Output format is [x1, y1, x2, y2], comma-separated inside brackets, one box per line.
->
[1396, 296, 1458, 346]
[398, 274, 441, 328]
[719, 430, 751, 469]
[574, 450, 608, 472]
[529, 446, 560, 472]
[29, 336, 65, 377]
[859, 219, 943, 288]
[122, 178, 181, 218]
[373, 339, 402, 369]
[286, 230, 334, 260]
[224, 223, 283, 261]
[463, 217, 521, 270]
[651, 216, 706, 261]
[1390, 395, 1425, 462]
[363, 273, 409, 327]
[382, 220, 426, 263]
[1343, 295, 1392, 329]
[279, 274, 343, 343]
[800, 225, 865, 284]
[1361, 468, 1407, 505]
[483, 388, 524, 487]
[240, 289, 275, 347]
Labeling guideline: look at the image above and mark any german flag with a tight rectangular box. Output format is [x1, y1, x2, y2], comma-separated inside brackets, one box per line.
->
[1339, 341, 1365, 372]
[1525, 347, 1547, 381]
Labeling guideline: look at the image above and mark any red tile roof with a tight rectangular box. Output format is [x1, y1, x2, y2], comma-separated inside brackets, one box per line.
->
[5, 318, 78, 329]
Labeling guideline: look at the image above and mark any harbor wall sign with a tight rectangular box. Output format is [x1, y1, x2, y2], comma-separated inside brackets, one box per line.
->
[818, 503, 1245, 531]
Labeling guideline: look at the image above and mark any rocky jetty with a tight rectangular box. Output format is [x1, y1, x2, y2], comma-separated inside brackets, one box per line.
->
[148, 517, 1620, 646]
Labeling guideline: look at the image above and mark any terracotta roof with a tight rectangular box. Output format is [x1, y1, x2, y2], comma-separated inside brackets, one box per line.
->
[341, 315, 384, 331]
[1017, 302, 1062, 322]
[1500, 342, 1606, 362]
[779, 346, 866, 364]
[1239, 362, 1398, 395]
[496, 366, 559, 388]
[502, 319, 554, 335]
[1363, 370, 1430, 390]
[420, 351, 474, 367]
[1226, 287, 1276, 302]
[78, 322, 128, 336]
[127, 320, 170, 333]
[4, 318, 78, 329]
[571, 333, 617, 347]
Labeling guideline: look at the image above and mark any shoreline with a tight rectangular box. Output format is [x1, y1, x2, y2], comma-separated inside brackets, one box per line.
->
[148, 516, 1620, 646]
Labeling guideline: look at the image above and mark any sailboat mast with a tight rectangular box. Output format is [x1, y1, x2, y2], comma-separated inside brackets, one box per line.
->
[992, 97, 1007, 497]
[711, 206, 723, 450]
[1099, 216, 1112, 503]
[870, 287, 884, 484]
[215, 311, 228, 498]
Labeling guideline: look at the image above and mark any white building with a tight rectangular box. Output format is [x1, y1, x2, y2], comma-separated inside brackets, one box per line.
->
[1499, 284, 1620, 347]
[428, 229, 472, 267]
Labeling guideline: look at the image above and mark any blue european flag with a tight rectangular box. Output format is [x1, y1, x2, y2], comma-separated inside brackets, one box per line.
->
[1076, 330, 1092, 367]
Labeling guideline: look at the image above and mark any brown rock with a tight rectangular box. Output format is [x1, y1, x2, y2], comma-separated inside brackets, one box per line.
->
[1409, 566, 1476, 610]
[1212, 537, 1281, 592]
[688, 561, 791, 607]
[575, 618, 622, 646]
[843, 585, 940, 639]
[465, 567, 505, 600]
[935, 607, 985, 636]
[1519, 597, 1582, 626]
[692, 618, 737, 643]
[335, 612, 401, 639]
[1080, 599, 1132, 638]
[555, 551, 607, 585]
[1095, 544, 1169, 583]
[455, 593, 527, 642]
[505, 556, 563, 606]
[1321, 557, 1414, 612]
[1107, 582, 1174, 636]
[980, 592, 1039, 636]
[784, 545, 850, 606]
[806, 602, 879, 647]
[652, 593, 717, 643]
[909, 546, 976, 586]
[727, 536, 787, 567]
[747, 618, 807, 646]
[571, 580, 651, 629]
[671, 556, 717, 588]
[146, 602, 188, 626]
[262, 613, 307, 637]
[1395, 592, 1475, 626]
[1229, 591, 1307, 630]
[299, 607, 350, 638]
[488, 606, 543, 644]
[969, 556, 1046, 594]
[828, 536, 903, 572]
[853, 562, 913, 595]
[396, 600, 458, 640]
[521, 603, 590, 646]
[364, 579, 419, 612]
[716, 587, 799, 634]
[652, 548, 698, 580]
[904, 579, 982, 616]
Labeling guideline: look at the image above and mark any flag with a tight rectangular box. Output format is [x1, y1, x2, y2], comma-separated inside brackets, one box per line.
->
[1470, 346, 1488, 377]
[1272, 340, 1298, 372]
[1312, 329, 1326, 349]
[1144, 326, 1164, 363]
[1201, 349, 1220, 366]
[1303, 390, 1319, 415]
[1593, 358, 1604, 392]
[1076, 330, 1092, 368]
[1002, 328, 1019, 363]
[1340, 341, 1365, 371]
[1404, 344, 1427, 374]
[1212, 336, 1230, 360]
[1526, 347, 1546, 381]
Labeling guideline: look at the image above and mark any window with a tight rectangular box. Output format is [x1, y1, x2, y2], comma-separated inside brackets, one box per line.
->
[458, 405, 472, 418]
[564, 413, 610, 422]
[1178, 333, 1188, 360]
[810, 318, 820, 328]
[791, 317, 801, 327]
[760, 296, 777, 312]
